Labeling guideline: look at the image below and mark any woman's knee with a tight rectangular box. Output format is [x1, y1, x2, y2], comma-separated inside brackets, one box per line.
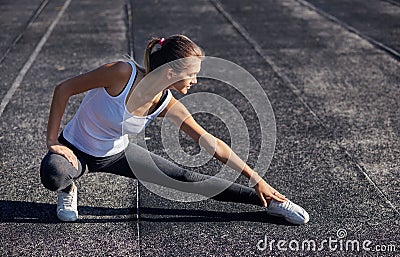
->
[40, 152, 75, 191]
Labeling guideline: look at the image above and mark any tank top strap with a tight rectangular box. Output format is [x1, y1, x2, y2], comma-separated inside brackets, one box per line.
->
[120, 61, 138, 100]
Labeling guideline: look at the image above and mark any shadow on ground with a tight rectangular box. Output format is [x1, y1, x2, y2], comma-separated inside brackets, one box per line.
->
[0, 200, 290, 225]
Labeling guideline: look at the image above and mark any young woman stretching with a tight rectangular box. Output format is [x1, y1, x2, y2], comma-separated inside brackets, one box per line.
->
[40, 35, 309, 225]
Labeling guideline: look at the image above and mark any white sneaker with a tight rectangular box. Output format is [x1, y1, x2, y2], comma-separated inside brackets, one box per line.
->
[266, 199, 309, 225]
[57, 183, 78, 222]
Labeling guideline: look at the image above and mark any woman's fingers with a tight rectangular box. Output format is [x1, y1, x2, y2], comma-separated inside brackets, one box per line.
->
[272, 194, 286, 203]
[255, 179, 288, 205]
[275, 191, 287, 200]
[48, 144, 79, 170]
[257, 191, 268, 207]
[67, 156, 78, 170]
[271, 191, 287, 202]
[266, 187, 287, 203]
[65, 150, 78, 170]
[54, 146, 78, 170]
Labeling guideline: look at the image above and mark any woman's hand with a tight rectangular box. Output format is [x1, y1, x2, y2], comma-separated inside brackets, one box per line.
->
[254, 179, 287, 207]
[47, 142, 78, 170]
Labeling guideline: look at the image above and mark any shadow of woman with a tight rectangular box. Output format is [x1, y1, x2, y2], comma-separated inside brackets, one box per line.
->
[0, 200, 291, 225]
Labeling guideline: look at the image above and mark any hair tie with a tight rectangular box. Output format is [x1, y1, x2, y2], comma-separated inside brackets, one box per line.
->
[159, 37, 165, 46]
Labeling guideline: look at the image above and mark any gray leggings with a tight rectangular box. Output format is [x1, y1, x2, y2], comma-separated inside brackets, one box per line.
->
[40, 133, 262, 206]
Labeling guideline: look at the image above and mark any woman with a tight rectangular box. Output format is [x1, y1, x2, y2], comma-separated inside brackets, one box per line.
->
[40, 35, 309, 224]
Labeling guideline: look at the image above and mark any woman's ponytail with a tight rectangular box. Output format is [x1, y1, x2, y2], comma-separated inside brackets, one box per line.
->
[143, 35, 204, 75]
[144, 37, 164, 74]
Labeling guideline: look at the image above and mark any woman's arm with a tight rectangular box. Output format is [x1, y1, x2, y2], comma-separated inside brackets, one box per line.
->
[46, 61, 132, 168]
[160, 97, 287, 206]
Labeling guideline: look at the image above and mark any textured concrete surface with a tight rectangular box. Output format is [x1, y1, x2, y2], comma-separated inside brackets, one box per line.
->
[0, 0, 138, 255]
[132, 0, 399, 256]
[218, 0, 400, 210]
[304, 0, 400, 54]
[0, 0, 61, 101]
[1, 0, 399, 256]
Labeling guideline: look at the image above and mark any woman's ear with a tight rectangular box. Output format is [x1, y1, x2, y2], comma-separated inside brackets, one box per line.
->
[166, 68, 176, 80]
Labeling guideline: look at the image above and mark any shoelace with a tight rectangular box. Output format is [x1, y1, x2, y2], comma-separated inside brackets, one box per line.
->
[60, 191, 74, 208]
[275, 200, 294, 211]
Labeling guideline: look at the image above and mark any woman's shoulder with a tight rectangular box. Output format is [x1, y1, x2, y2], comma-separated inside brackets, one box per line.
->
[100, 61, 135, 96]
[104, 61, 133, 79]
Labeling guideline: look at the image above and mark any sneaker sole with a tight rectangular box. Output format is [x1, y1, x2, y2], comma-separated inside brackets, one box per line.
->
[266, 211, 309, 225]
[57, 211, 78, 222]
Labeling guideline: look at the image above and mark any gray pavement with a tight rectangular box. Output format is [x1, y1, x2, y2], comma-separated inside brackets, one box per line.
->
[1, 0, 399, 256]
[304, 0, 400, 57]
[1, 0, 138, 255]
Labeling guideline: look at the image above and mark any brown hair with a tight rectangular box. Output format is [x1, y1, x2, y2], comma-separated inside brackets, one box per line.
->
[143, 35, 204, 74]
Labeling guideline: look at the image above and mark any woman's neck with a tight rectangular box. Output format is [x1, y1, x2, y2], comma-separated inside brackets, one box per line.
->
[137, 71, 170, 98]
[125, 69, 168, 115]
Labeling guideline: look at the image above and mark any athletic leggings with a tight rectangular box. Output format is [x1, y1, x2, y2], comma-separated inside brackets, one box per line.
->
[40, 133, 262, 207]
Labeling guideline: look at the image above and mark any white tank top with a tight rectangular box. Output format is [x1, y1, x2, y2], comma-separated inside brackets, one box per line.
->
[63, 62, 172, 157]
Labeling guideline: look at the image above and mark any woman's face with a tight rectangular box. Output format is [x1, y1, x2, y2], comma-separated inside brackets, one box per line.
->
[168, 59, 201, 94]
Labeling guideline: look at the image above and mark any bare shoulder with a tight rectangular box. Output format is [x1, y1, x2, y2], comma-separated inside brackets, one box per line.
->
[104, 61, 132, 80]
[103, 61, 133, 95]
[58, 61, 134, 96]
